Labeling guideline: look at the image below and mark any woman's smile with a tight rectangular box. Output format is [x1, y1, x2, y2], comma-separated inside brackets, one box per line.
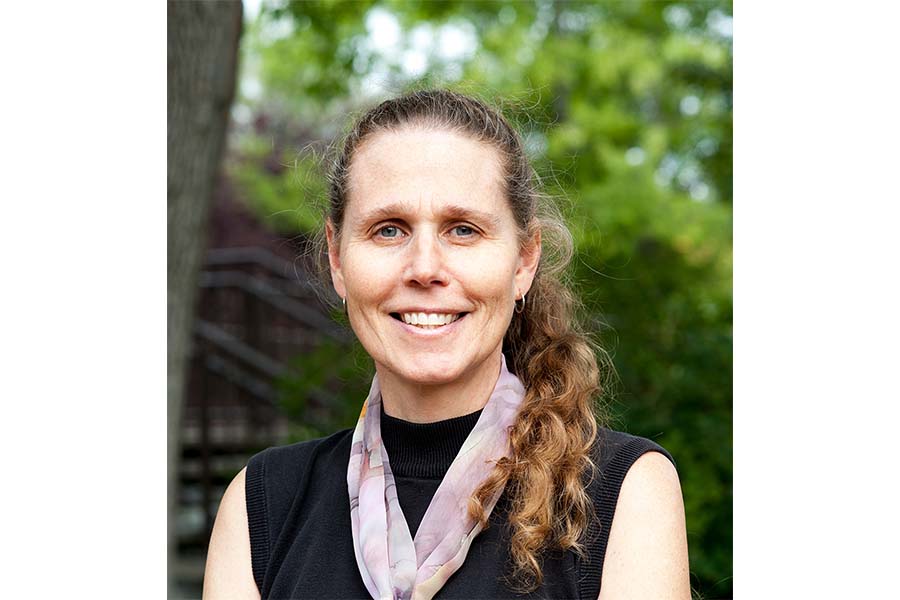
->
[389, 310, 469, 335]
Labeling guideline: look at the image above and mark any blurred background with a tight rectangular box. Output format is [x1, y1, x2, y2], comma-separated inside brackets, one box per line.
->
[168, 0, 732, 597]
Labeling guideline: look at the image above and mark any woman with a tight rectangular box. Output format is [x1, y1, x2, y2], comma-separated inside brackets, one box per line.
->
[203, 90, 690, 599]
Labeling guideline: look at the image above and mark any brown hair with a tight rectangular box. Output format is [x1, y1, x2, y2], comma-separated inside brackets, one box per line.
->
[318, 89, 605, 591]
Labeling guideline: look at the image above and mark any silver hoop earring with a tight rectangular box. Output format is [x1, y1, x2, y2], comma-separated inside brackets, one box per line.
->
[515, 291, 526, 314]
[342, 296, 347, 315]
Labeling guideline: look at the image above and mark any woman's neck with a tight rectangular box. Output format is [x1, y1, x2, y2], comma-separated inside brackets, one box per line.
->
[376, 352, 503, 423]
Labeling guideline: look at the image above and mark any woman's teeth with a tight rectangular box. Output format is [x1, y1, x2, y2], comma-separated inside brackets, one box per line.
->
[400, 312, 461, 328]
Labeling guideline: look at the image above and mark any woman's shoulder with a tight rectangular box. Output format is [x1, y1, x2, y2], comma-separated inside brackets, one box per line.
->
[592, 426, 676, 474]
[249, 427, 355, 475]
[579, 427, 684, 600]
[244, 427, 357, 591]
[589, 428, 690, 598]
[246, 427, 355, 530]
[584, 426, 678, 520]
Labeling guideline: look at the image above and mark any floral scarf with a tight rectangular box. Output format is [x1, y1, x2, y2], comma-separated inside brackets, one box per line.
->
[347, 354, 525, 600]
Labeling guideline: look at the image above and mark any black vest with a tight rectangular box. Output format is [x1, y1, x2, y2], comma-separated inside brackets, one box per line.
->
[246, 409, 673, 600]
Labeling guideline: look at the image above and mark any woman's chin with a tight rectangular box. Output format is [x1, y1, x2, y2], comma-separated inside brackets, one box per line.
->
[380, 358, 467, 387]
[383, 353, 501, 389]
[397, 366, 462, 387]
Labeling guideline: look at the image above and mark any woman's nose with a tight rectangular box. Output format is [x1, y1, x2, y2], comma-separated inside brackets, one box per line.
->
[403, 232, 449, 287]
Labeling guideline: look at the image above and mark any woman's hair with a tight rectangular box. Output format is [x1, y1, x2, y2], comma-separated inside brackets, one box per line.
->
[316, 89, 604, 591]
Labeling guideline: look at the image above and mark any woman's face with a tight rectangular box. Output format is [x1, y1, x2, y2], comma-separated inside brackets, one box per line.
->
[327, 127, 540, 389]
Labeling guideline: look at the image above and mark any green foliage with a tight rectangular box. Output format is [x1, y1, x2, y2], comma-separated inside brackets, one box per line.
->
[276, 336, 375, 441]
[235, 1, 732, 595]
[227, 136, 325, 233]
[250, 0, 375, 116]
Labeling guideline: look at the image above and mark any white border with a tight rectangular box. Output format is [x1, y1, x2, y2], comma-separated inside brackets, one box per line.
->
[736, 3, 900, 597]
[2, 3, 164, 598]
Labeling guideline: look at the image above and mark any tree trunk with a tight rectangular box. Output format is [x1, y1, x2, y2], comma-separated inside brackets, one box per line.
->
[168, 1, 242, 593]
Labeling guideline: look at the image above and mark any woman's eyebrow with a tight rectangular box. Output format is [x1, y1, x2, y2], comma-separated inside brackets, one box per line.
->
[443, 205, 502, 228]
[358, 203, 502, 228]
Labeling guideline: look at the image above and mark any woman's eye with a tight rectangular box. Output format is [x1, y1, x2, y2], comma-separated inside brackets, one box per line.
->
[376, 225, 402, 238]
[451, 225, 475, 237]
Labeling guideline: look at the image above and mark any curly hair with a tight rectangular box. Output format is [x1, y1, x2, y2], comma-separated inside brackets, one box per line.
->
[315, 89, 606, 591]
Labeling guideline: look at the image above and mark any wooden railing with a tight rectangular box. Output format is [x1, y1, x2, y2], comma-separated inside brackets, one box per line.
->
[175, 246, 346, 592]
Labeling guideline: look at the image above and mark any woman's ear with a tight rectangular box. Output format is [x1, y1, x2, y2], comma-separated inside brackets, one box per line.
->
[325, 220, 347, 299]
[514, 226, 542, 297]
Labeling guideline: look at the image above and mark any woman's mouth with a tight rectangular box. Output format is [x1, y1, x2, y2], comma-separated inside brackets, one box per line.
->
[390, 312, 468, 330]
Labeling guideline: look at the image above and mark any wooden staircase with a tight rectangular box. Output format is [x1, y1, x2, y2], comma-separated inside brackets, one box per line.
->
[174, 245, 348, 595]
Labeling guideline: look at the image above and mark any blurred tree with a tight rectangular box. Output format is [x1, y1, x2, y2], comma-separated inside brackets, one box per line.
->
[229, 0, 732, 595]
[167, 1, 242, 594]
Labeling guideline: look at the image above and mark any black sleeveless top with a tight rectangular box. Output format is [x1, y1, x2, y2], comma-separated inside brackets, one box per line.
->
[245, 407, 674, 600]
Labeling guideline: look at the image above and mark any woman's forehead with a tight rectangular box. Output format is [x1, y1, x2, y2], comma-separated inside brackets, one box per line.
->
[352, 126, 501, 164]
[345, 127, 508, 218]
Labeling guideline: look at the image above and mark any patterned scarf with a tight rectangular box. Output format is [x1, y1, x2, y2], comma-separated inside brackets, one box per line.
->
[347, 354, 525, 600]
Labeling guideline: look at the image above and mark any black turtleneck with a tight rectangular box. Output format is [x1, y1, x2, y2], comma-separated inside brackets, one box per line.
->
[245, 410, 675, 599]
[379, 403, 483, 536]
